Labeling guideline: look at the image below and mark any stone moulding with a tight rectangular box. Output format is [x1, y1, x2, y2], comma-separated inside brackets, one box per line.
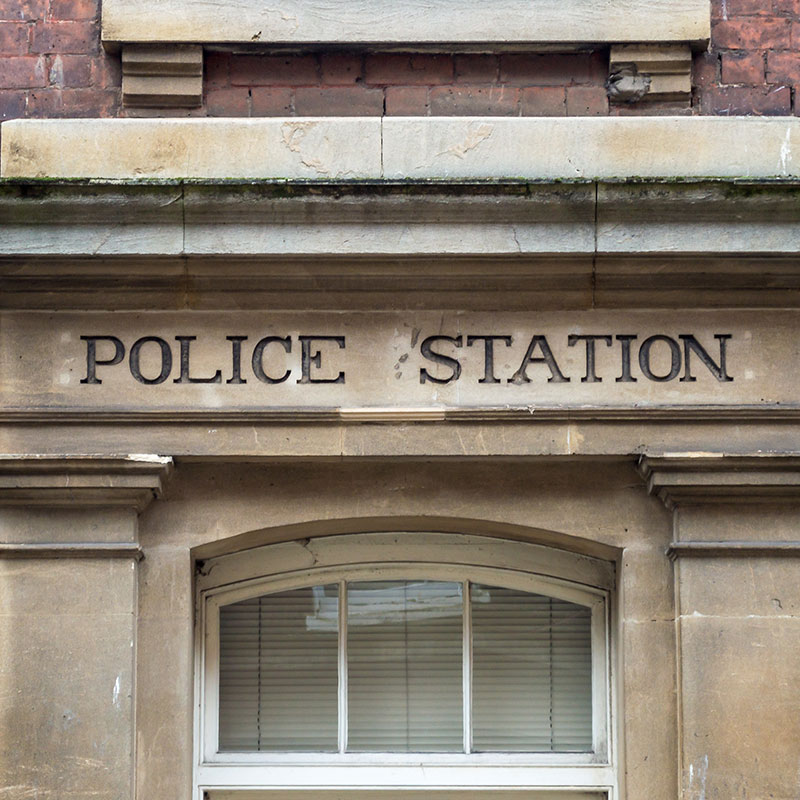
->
[0, 454, 173, 511]
[121, 44, 203, 108]
[666, 541, 800, 560]
[2, 178, 800, 311]
[100, 0, 710, 48]
[0, 542, 144, 559]
[4, 406, 800, 425]
[639, 454, 800, 508]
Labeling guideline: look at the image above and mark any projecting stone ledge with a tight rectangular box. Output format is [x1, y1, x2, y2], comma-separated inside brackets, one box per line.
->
[2, 117, 800, 181]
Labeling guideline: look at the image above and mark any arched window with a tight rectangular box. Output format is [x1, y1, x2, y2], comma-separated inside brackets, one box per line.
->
[196, 532, 616, 799]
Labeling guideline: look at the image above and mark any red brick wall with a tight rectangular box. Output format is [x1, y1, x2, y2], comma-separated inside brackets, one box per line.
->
[694, 0, 800, 113]
[205, 51, 609, 117]
[1, 0, 799, 121]
[0, 0, 119, 121]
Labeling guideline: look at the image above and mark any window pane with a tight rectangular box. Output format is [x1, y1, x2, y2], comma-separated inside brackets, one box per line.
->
[471, 585, 593, 752]
[347, 581, 463, 752]
[219, 585, 339, 751]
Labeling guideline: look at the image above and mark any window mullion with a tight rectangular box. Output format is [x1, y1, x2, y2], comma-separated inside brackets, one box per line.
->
[338, 579, 348, 754]
[462, 580, 472, 755]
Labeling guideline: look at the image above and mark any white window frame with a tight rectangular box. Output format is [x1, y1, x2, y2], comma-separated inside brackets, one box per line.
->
[194, 532, 617, 800]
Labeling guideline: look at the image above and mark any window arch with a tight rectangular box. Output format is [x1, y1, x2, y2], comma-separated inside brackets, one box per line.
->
[195, 531, 616, 799]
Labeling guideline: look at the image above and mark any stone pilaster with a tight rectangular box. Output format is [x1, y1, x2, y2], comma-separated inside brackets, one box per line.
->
[0, 455, 172, 800]
[640, 453, 800, 800]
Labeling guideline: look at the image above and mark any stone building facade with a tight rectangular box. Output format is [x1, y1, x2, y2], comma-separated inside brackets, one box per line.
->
[2, 2, 800, 800]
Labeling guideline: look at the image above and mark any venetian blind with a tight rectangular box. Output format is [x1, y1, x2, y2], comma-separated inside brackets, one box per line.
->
[219, 585, 339, 751]
[471, 585, 593, 751]
[348, 581, 463, 751]
[217, 579, 593, 753]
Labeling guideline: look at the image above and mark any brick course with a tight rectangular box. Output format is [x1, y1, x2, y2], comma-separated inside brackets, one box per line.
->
[695, 0, 800, 114]
[1, 0, 800, 121]
[0, 0, 118, 120]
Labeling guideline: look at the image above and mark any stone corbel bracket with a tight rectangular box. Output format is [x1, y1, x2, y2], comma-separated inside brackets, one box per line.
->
[122, 44, 203, 108]
[607, 44, 692, 103]
[0, 454, 173, 511]
[640, 454, 800, 560]
[638, 453, 800, 509]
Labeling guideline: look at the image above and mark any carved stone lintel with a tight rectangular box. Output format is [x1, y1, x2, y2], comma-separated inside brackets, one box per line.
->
[639, 453, 800, 509]
[0, 454, 173, 511]
[607, 44, 692, 103]
[122, 44, 203, 108]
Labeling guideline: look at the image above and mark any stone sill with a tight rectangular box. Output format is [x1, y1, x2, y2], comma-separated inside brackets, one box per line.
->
[101, 0, 710, 48]
[3, 117, 800, 182]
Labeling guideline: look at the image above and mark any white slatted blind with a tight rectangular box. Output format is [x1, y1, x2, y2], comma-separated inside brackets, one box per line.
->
[471, 584, 593, 752]
[217, 579, 593, 754]
[218, 585, 339, 751]
[347, 581, 463, 752]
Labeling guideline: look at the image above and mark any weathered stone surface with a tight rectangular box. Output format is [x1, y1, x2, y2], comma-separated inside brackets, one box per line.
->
[4, 117, 800, 180]
[101, 0, 710, 46]
[382, 117, 800, 180]
[676, 503, 800, 543]
[598, 182, 800, 254]
[2, 418, 799, 461]
[619, 543, 675, 621]
[0, 309, 784, 414]
[679, 615, 800, 799]
[0, 507, 136, 543]
[622, 619, 679, 800]
[679, 557, 800, 617]
[0, 560, 137, 800]
[0, 118, 382, 179]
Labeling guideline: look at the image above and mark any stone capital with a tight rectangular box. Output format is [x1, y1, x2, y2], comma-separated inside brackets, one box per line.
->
[0, 454, 173, 511]
[638, 453, 800, 509]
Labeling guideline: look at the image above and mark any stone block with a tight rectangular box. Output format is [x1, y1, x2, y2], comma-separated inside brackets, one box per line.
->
[0, 118, 383, 179]
[0, 560, 137, 800]
[680, 614, 800, 798]
[679, 557, 800, 617]
[100, 0, 711, 46]
[622, 619, 679, 800]
[381, 117, 800, 180]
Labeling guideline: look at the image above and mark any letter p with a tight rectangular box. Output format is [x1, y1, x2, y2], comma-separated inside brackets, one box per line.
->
[80, 336, 124, 384]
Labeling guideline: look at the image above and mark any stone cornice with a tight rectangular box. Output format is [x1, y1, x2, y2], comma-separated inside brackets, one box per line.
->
[639, 453, 800, 509]
[0, 542, 143, 559]
[0, 454, 173, 511]
[2, 179, 800, 310]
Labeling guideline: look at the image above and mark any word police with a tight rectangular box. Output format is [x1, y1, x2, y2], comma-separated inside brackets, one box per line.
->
[80, 332, 733, 386]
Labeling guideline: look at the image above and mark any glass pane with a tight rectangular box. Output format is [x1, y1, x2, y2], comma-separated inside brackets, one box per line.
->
[347, 580, 463, 752]
[471, 584, 593, 752]
[219, 585, 339, 751]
